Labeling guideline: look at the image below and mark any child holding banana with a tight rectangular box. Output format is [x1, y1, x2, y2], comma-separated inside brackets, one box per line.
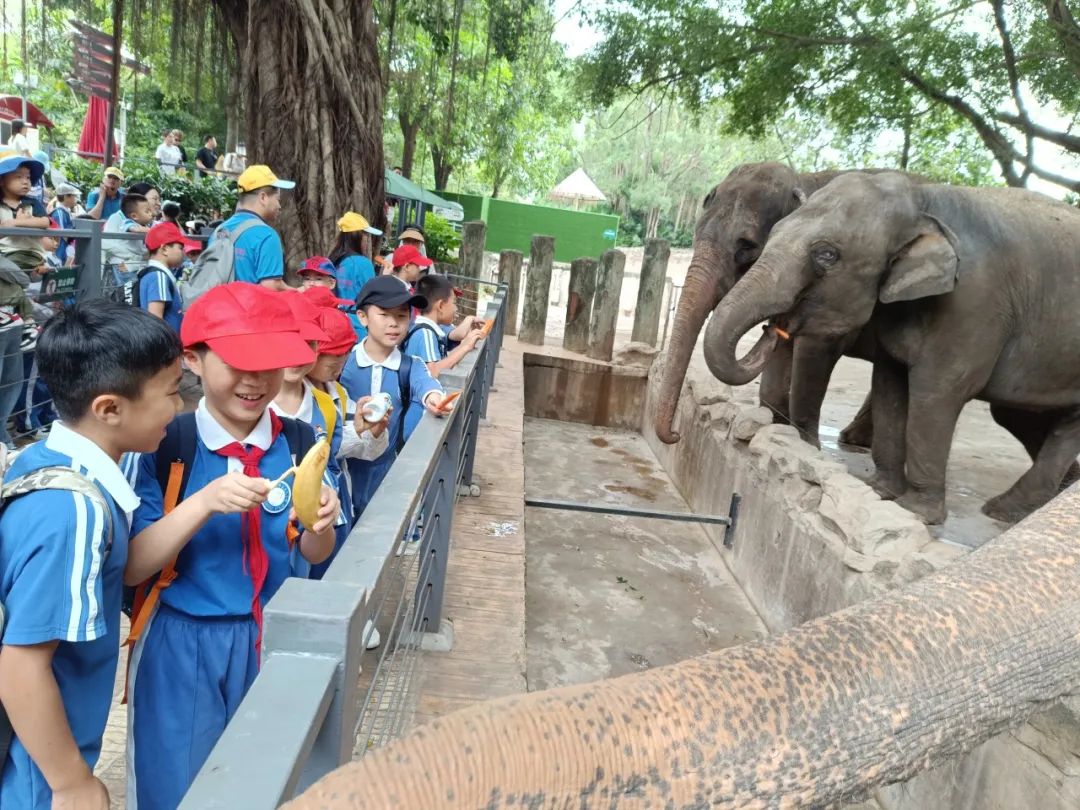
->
[124, 282, 340, 810]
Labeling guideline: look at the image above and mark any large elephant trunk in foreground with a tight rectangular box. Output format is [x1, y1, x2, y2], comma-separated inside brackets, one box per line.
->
[289, 490, 1080, 809]
[653, 246, 727, 444]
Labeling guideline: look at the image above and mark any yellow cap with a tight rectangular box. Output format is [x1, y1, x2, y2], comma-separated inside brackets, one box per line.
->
[236, 164, 295, 193]
[337, 211, 384, 236]
[104, 166, 124, 180]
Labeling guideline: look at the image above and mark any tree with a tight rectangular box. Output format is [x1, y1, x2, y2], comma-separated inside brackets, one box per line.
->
[579, 0, 1080, 193]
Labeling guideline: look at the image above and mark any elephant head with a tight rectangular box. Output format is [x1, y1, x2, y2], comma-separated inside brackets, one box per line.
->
[654, 162, 809, 443]
[705, 172, 959, 385]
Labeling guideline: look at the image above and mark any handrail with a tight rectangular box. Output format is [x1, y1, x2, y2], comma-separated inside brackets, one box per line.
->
[179, 285, 509, 808]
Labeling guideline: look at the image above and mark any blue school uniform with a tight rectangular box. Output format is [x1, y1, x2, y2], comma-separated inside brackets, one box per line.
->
[211, 210, 284, 284]
[336, 254, 376, 338]
[269, 382, 347, 579]
[0, 423, 138, 810]
[126, 403, 324, 810]
[138, 260, 184, 332]
[404, 315, 448, 363]
[338, 342, 441, 518]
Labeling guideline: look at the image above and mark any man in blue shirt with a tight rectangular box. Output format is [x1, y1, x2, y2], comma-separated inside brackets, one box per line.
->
[85, 166, 125, 221]
[211, 164, 294, 290]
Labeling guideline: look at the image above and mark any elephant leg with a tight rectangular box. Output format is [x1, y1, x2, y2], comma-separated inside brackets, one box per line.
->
[988, 405, 1080, 491]
[869, 355, 908, 501]
[788, 336, 844, 448]
[983, 408, 1080, 523]
[896, 386, 965, 526]
[758, 334, 793, 424]
[839, 392, 874, 449]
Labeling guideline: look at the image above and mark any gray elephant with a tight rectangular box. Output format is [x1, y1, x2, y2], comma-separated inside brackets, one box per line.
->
[655, 162, 888, 449]
[706, 171, 1080, 524]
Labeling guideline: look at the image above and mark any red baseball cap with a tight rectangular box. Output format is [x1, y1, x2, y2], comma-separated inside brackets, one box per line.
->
[302, 285, 352, 309]
[180, 283, 316, 372]
[146, 221, 200, 252]
[298, 256, 337, 278]
[284, 292, 331, 343]
[315, 307, 357, 355]
[392, 244, 433, 269]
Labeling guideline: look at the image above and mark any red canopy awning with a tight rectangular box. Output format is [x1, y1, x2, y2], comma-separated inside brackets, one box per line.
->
[76, 95, 117, 163]
[0, 96, 55, 129]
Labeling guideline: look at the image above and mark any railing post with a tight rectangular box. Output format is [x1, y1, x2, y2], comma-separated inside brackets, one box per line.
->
[587, 249, 627, 362]
[458, 221, 487, 318]
[73, 217, 104, 300]
[632, 238, 670, 346]
[519, 235, 555, 345]
[417, 409, 461, 633]
[497, 250, 523, 336]
[563, 257, 598, 354]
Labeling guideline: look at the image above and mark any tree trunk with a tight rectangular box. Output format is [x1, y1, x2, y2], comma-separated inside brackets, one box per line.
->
[399, 113, 419, 178]
[431, 144, 452, 190]
[214, 0, 384, 264]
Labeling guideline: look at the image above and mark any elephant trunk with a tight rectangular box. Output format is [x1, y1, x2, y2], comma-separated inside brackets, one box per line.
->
[288, 490, 1080, 810]
[703, 257, 803, 386]
[653, 244, 729, 444]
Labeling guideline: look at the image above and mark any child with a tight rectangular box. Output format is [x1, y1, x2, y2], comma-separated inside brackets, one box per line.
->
[14, 227, 62, 439]
[0, 299, 184, 809]
[339, 276, 451, 518]
[139, 221, 198, 333]
[390, 243, 431, 291]
[126, 282, 339, 809]
[405, 274, 483, 378]
[103, 193, 154, 286]
[298, 255, 339, 291]
[330, 212, 382, 339]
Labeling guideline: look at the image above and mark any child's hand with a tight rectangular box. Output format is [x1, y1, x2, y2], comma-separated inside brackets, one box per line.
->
[462, 329, 482, 350]
[424, 391, 454, 416]
[354, 395, 393, 438]
[198, 471, 271, 514]
[471, 318, 486, 331]
[290, 484, 339, 535]
[14, 206, 35, 224]
[52, 772, 110, 810]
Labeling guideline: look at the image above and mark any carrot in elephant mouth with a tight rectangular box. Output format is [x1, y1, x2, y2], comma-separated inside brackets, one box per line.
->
[773, 326, 791, 340]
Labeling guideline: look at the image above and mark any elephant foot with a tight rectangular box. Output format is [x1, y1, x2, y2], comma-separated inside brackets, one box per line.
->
[982, 490, 1046, 524]
[869, 473, 905, 501]
[895, 491, 947, 525]
[791, 421, 821, 450]
[839, 418, 873, 449]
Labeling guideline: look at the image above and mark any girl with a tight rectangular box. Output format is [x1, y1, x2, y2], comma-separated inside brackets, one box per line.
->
[330, 211, 383, 338]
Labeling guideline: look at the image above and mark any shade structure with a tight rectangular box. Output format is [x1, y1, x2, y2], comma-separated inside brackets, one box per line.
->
[0, 96, 55, 129]
[76, 95, 117, 163]
[549, 168, 606, 204]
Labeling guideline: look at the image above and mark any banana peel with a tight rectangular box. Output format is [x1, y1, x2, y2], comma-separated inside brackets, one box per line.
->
[292, 439, 331, 530]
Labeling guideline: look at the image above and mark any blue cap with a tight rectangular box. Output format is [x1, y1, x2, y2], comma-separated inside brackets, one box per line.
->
[356, 275, 427, 311]
[0, 152, 44, 184]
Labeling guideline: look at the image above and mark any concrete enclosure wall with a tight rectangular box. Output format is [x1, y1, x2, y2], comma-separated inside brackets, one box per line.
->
[522, 352, 649, 431]
[639, 365, 1080, 809]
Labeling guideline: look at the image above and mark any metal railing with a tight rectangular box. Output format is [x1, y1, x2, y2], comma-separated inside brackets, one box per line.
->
[178, 284, 508, 808]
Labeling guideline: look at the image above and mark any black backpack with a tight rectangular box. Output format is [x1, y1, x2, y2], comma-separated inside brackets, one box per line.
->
[109, 265, 157, 308]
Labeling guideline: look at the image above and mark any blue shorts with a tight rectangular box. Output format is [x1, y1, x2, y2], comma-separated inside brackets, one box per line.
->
[128, 604, 258, 810]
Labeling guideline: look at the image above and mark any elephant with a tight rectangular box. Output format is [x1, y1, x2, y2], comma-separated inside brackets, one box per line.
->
[286, 487, 1080, 809]
[655, 161, 894, 450]
[705, 171, 1080, 525]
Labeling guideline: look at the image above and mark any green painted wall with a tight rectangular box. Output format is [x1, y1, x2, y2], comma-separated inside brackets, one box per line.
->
[437, 192, 619, 263]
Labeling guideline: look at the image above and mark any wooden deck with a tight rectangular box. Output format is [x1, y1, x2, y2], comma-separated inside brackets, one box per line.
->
[412, 338, 529, 725]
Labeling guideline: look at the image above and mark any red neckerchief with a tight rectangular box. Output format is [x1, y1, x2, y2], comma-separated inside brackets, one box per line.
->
[213, 411, 284, 655]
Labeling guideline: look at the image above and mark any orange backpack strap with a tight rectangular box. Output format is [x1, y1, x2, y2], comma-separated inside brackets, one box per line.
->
[122, 460, 184, 703]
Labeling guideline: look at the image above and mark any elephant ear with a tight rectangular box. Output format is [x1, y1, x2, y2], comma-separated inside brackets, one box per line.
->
[879, 215, 959, 304]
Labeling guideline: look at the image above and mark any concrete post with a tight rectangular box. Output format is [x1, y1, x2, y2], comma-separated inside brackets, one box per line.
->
[632, 238, 670, 346]
[586, 249, 626, 362]
[457, 221, 487, 317]
[563, 257, 598, 353]
[497, 249, 523, 336]
[519, 235, 555, 345]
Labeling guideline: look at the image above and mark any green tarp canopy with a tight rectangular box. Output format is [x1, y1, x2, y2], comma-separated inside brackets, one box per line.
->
[384, 169, 463, 214]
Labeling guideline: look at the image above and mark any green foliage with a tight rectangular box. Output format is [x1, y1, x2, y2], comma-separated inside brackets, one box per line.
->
[422, 214, 462, 262]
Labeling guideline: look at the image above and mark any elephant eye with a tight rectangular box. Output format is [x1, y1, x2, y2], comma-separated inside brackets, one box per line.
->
[734, 239, 759, 266]
[812, 245, 839, 265]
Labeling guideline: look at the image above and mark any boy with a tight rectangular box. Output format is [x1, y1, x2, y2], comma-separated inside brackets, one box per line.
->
[50, 182, 81, 265]
[298, 255, 338, 291]
[0, 152, 50, 270]
[126, 282, 339, 809]
[0, 299, 184, 810]
[405, 274, 483, 378]
[339, 276, 451, 518]
[103, 193, 154, 285]
[390, 243, 431, 291]
[139, 221, 199, 333]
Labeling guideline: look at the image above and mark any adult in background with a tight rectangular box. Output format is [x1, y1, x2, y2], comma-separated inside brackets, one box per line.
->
[330, 211, 383, 337]
[86, 166, 125, 220]
[50, 182, 82, 265]
[155, 130, 183, 175]
[211, 164, 294, 290]
[5, 120, 31, 157]
[105, 181, 159, 233]
[398, 225, 427, 256]
[195, 135, 218, 178]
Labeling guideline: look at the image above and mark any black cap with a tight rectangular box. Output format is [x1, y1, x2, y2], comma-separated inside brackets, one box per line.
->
[356, 275, 427, 311]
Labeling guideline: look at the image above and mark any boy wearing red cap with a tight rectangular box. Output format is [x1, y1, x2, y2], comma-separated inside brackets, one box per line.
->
[125, 282, 339, 809]
[140, 222, 200, 333]
[390, 243, 432, 290]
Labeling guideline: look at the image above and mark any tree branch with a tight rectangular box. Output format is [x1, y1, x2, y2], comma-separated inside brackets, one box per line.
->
[992, 0, 1034, 182]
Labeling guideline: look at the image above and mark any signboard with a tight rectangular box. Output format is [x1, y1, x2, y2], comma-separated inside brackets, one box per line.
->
[602, 228, 617, 240]
[43, 266, 78, 297]
[433, 205, 464, 222]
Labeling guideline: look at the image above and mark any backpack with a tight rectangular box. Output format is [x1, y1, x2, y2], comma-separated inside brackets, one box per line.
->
[312, 382, 349, 439]
[109, 265, 157, 308]
[403, 322, 448, 360]
[177, 216, 264, 304]
[0, 467, 113, 763]
[121, 413, 316, 654]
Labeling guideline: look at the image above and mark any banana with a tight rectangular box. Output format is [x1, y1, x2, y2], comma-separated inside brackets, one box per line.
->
[292, 439, 331, 530]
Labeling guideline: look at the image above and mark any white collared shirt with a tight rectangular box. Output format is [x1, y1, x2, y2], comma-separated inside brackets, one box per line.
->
[268, 381, 315, 424]
[195, 398, 273, 473]
[46, 421, 141, 519]
[352, 341, 402, 398]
